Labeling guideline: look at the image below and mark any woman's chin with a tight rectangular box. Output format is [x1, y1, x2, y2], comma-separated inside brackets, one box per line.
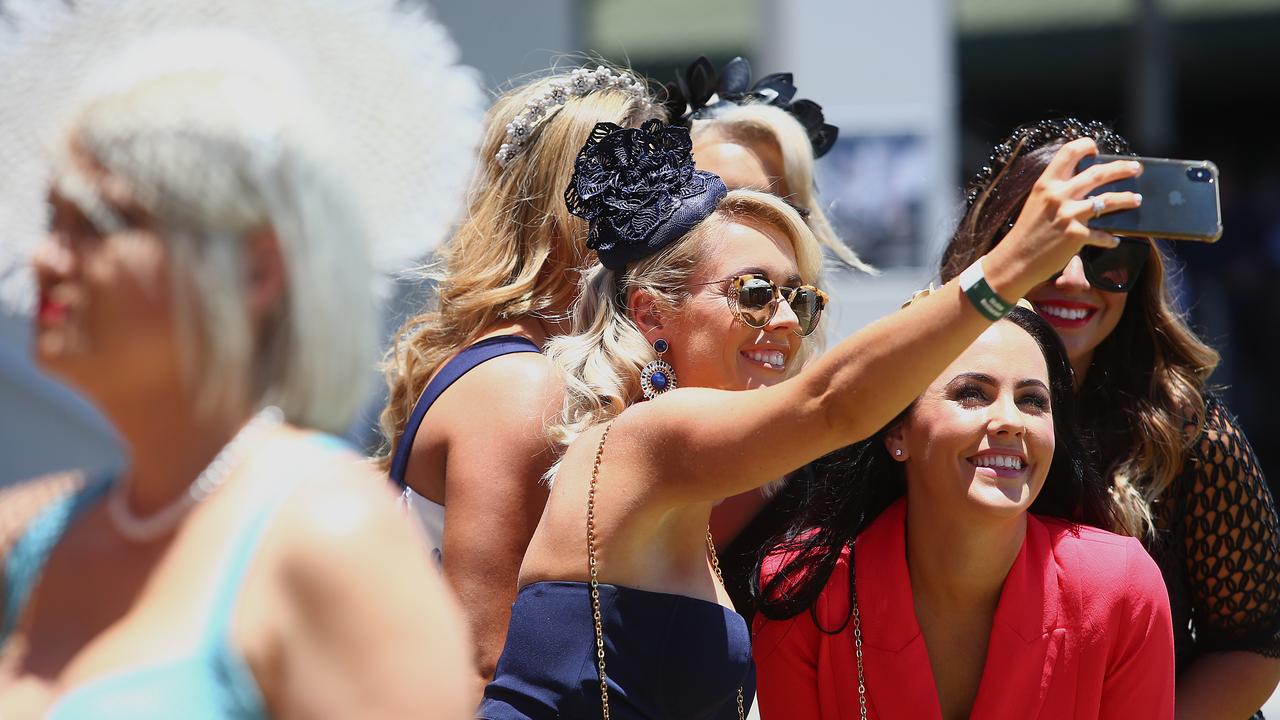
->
[967, 480, 1035, 516]
[34, 331, 81, 375]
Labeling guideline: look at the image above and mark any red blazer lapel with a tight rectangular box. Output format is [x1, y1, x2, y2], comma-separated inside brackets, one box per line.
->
[969, 515, 1065, 719]
[855, 505, 1069, 720]
[855, 500, 943, 720]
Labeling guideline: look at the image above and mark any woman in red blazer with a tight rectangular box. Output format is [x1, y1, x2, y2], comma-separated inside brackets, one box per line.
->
[753, 305, 1174, 719]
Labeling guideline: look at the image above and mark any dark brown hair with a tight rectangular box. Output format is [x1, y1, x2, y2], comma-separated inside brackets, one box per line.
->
[940, 121, 1220, 537]
[756, 307, 1116, 622]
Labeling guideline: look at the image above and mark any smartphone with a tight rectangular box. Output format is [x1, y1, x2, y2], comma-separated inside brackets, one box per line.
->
[1076, 154, 1222, 242]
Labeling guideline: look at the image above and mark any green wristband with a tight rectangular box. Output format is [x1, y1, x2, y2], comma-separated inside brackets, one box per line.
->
[958, 259, 1013, 322]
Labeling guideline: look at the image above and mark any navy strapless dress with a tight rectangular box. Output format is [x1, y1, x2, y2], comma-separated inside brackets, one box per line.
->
[479, 581, 755, 719]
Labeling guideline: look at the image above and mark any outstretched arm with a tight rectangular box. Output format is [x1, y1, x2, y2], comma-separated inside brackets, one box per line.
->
[632, 139, 1144, 504]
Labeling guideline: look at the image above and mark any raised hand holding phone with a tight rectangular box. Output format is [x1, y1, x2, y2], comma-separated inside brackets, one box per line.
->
[983, 138, 1145, 302]
[1077, 154, 1222, 242]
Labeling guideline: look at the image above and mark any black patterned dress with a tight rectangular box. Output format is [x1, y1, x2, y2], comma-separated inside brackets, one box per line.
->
[1148, 397, 1280, 718]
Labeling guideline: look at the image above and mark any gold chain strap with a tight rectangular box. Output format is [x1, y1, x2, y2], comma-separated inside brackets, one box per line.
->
[587, 423, 613, 719]
[850, 542, 869, 719]
[586, 423, 745, 720]
[706, 527, 746, 720]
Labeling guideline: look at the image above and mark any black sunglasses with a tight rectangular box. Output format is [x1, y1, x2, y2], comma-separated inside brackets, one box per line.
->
[1048, 237, 1150, 292]
[998, 211, 1150, 293]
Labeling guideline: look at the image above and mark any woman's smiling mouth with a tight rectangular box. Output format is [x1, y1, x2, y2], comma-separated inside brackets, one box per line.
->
[741, 348, 786, 370]
[968, 450, 1027, 478]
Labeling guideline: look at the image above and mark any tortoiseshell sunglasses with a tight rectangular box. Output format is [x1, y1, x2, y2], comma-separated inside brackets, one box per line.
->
[689, 273, 828, 337]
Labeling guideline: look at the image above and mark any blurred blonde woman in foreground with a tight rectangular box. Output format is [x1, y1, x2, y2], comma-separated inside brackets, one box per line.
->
[0, 1, 482, 717]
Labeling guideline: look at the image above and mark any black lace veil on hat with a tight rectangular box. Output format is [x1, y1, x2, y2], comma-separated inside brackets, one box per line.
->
[565, 119, 728, 271]
[661, 56, 839, 159]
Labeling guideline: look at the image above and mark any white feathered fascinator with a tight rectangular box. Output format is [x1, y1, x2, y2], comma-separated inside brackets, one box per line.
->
[0, 0, 485, 314]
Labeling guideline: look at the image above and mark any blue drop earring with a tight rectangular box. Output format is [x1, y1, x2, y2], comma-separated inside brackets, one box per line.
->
[640, 338, 677, 400]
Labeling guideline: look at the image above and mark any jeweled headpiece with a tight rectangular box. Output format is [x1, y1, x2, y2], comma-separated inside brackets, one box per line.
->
[662, 56, 839, 158]
[565, 119, 727, 271]
[964, 117, 1133, 209]
[495, 65, 650, 167]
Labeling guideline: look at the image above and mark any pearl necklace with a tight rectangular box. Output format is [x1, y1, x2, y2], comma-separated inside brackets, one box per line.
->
[106, 406, 284, 542]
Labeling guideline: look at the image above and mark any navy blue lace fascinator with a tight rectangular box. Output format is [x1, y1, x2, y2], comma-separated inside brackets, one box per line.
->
[566, 119, 727, 271]
[662, 56, 839, 158]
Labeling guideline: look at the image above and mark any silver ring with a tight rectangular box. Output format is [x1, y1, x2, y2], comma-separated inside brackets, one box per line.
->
[1091, 196, 1106, 219]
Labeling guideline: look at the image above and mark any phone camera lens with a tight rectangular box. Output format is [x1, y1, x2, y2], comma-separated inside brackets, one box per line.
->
[1187, 167, 1211, 183]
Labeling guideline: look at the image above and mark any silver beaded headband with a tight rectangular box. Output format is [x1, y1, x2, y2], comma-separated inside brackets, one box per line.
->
[495, 66, 649, 167]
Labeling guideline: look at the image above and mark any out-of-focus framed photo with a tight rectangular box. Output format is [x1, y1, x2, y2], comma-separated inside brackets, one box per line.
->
[815, 132, 932, 269]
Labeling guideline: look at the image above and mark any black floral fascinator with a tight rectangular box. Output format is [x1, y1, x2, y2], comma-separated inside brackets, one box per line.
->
[661, 55, 839, 158]
[565, 119, 728, 271]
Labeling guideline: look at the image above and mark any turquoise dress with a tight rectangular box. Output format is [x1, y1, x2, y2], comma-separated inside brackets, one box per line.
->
[0, 436, 347, 718]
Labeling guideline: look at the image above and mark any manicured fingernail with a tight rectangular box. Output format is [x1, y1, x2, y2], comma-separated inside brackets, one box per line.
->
[1134, 193, 1143, 204]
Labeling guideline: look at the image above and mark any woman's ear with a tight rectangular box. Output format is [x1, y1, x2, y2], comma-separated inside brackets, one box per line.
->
[884, 422, 909, 462]
[627, 287, 664, 341]
[244, 228, 286, 325]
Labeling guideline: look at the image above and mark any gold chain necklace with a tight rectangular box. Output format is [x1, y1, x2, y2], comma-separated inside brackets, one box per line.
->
[586, 422, 745, 720]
